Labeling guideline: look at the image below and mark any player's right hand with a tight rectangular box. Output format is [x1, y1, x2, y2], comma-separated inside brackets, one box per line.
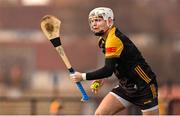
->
[90, 79, 104, 94]
[70, 72, 83, 83]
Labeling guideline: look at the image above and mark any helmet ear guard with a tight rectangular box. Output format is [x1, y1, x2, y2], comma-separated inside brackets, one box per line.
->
[106, 17, 114, 28]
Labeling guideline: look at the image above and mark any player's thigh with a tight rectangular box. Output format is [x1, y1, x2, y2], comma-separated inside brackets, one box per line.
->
[95, 93, 125, 115]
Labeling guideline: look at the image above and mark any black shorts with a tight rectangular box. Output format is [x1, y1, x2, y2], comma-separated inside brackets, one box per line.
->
[111, 83, 158, 110]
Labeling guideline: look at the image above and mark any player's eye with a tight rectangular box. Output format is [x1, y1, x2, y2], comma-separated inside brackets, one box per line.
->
[95, 18, 102, 22]
[89, 18, 103, 25]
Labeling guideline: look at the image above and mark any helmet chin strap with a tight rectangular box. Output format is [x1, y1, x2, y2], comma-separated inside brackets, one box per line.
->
[94, 30, 104, 36]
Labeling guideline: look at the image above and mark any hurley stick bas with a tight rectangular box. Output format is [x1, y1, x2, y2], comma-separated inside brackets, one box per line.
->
[40, 15, 89, 101]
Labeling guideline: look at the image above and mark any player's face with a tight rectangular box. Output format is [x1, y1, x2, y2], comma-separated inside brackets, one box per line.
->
[89, 16, 109, 35]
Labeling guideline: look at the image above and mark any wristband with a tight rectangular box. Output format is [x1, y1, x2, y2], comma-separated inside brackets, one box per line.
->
[82, 73, 86, 80]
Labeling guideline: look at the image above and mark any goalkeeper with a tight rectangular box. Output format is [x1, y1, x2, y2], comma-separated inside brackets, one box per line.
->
[70, 7, 159, 115]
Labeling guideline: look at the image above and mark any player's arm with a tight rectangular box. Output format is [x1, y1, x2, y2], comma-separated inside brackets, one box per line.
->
[70, 58, 116, 82]
[85, 58, 117, 80]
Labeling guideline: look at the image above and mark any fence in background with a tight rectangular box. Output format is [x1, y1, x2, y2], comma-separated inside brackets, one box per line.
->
[0, 96, 179, 115]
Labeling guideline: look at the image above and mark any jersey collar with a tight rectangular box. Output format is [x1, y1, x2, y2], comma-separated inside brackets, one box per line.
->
[102, 26, 116, 40]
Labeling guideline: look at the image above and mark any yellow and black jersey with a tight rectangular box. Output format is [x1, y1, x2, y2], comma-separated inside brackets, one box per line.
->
[86, 26, 158, 109]
[86, 27, 157, 91]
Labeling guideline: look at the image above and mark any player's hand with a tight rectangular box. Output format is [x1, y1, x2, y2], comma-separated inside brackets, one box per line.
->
[70, 72, 83, 83]
[91, 79, 104, 94]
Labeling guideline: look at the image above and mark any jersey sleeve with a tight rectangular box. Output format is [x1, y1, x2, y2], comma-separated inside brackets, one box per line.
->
[105, 35, 124, 58]
[86, 58, 117, 80]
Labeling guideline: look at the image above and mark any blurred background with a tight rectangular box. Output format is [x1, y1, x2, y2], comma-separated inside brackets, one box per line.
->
[0, 0, 180, 115]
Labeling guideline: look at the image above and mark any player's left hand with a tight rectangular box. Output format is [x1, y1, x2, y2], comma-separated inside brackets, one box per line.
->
[70, 72, 83, 83]
[91, 79, 104, 94]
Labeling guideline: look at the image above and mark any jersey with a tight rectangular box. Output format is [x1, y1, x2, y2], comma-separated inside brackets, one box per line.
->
[85, 26, 158, 109]
[98, 27, 158, 109]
